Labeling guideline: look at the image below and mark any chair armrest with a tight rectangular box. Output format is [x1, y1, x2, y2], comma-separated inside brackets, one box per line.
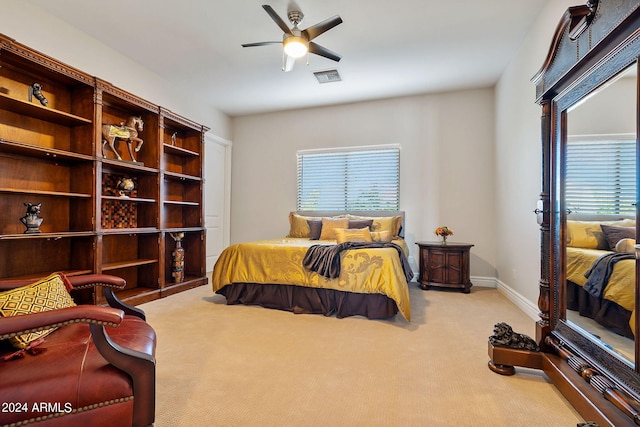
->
[67, 274, 126, 290]
[103, 287, 147, 321]
[64, 274, 146, 320]
[0, 273, 125, 292]
[0, 305, 124, 340]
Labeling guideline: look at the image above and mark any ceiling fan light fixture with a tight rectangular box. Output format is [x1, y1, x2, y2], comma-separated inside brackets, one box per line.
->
[283, 36, 308, 58]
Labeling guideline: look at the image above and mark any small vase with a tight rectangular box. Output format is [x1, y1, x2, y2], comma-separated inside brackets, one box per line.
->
[170, 232, 185, 283]
[442, 236, 447, 245]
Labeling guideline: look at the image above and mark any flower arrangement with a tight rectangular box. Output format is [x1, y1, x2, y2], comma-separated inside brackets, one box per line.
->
[434, 226, 454, 244]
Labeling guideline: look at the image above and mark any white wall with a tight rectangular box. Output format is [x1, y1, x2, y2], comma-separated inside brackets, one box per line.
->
[231, 88, 498, 278]
[3, 0, 588, 310]
[494, 0, 578, 305]
[0, 0, 231, 139]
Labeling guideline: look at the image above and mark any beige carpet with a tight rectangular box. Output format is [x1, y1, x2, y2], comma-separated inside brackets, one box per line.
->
[140, 283, 584, 426]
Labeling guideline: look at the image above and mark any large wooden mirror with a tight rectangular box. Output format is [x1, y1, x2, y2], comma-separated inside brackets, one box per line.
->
[488, 1, 640, 425]
[564, 64, 637, 366]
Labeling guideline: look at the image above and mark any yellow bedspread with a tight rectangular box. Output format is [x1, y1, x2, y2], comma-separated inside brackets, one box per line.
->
[212, 238, 411, 321]
[566, 247, 635, 333]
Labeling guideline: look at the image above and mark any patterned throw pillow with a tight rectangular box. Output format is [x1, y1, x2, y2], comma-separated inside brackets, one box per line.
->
[371, 216, 402, 236]
[0, 273, 76, 349]
[371, 230, 393, 242]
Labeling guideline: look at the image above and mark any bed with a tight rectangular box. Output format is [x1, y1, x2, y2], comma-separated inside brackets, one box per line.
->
[564, 219, 636, 338]
[211, 211, 413, 321]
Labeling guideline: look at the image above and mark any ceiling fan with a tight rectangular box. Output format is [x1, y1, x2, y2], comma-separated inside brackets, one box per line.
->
[242, 4, 343, 72]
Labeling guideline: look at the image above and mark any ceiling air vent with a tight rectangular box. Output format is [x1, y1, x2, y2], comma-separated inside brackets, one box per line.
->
[313, 69, 342, 84]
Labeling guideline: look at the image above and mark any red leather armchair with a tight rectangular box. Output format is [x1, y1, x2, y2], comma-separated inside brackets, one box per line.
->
[0, 274, 156, 427]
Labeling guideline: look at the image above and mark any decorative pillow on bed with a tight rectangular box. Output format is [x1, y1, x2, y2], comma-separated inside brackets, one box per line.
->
[348, 219, 374, 230]
[308, 220, 323, 240]
[288, 212, 316, 238]
[601, 224, 636, 250]
[320, 218, 349, 240]
[335, 227, 373, 243]
[371, 230, 393, 242]
[371, 216, 402, 236]
[347, 215, 402, 237]
[0, 273, 76, 349]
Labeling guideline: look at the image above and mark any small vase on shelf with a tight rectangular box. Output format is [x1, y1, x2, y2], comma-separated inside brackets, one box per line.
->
[170, 232, 185, 283]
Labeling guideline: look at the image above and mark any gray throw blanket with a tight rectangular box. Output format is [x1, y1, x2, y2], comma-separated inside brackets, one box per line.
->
[583, 252, 634, 299]
[303, 241, 414, 283]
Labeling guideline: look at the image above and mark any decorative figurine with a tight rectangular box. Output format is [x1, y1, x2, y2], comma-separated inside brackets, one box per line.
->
[116, 177, 135, 197]
[170, 232, 185, 283]
[489, 322, 539, 351]
[101, 116, 144, 163]
[28, 83, 48, 106]
[20, 202, 43, 234]
[171, 132, 178, 146]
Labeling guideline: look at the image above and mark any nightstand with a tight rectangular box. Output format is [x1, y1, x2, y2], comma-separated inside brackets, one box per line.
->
[415, 241, 474, 293]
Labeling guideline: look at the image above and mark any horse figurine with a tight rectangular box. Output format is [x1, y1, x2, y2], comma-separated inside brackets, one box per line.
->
[101, 116, 144, 162]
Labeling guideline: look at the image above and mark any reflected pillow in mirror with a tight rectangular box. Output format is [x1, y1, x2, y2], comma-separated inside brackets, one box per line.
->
[601, 224, 636, 251]
[615, 238, 636, 253]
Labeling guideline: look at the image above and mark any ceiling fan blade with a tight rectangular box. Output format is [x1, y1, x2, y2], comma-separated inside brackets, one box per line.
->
[308, 42, 342, 62]
[262, 4, 293, 35]
[242, 41, 282, 47]
[302, 15, 343, 41]
[283, 54, 296, 72]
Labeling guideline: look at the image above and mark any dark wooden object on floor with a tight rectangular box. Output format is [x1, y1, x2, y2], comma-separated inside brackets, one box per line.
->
[415, 241, 473, 293]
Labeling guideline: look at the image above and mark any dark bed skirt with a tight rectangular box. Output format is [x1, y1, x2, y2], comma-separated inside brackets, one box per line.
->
[216, 283, 399, 320]
[566, 280, 633, 339]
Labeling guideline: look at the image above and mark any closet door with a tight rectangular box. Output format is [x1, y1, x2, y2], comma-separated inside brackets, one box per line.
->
[204, 134, 231, 272]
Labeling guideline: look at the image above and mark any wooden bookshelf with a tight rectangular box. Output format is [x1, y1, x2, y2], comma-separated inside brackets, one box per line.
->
[0, 33, 208, 305]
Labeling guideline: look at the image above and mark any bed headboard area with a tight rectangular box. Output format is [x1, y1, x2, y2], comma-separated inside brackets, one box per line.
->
[296, 211, 406, 238]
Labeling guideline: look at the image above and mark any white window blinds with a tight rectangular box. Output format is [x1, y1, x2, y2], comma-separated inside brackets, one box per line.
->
[566, 135, 636, 216]
[297, 145, 400, 211]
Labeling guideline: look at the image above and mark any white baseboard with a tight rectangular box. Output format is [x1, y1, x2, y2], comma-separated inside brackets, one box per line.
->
[494, 278, 539, 321]
[470, 276, 497, 289]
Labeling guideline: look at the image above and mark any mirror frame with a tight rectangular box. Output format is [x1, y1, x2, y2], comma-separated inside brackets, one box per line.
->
[489, 1, 640, 425]
[537, 0, 640, 419]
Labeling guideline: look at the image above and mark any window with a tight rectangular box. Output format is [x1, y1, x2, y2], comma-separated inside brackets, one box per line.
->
[297, 145, 400, 211]
[565, 135, 636, 216]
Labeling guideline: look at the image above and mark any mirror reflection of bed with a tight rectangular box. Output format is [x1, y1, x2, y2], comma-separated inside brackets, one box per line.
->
[566, 309, 634, 362]
[564, 64, 637, 365]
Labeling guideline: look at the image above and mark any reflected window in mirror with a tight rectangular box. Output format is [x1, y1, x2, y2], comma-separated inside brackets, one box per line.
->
[563, 64, 637, 366]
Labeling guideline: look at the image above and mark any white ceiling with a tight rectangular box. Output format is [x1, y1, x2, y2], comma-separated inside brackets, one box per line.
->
[25, 0, 547, 117]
